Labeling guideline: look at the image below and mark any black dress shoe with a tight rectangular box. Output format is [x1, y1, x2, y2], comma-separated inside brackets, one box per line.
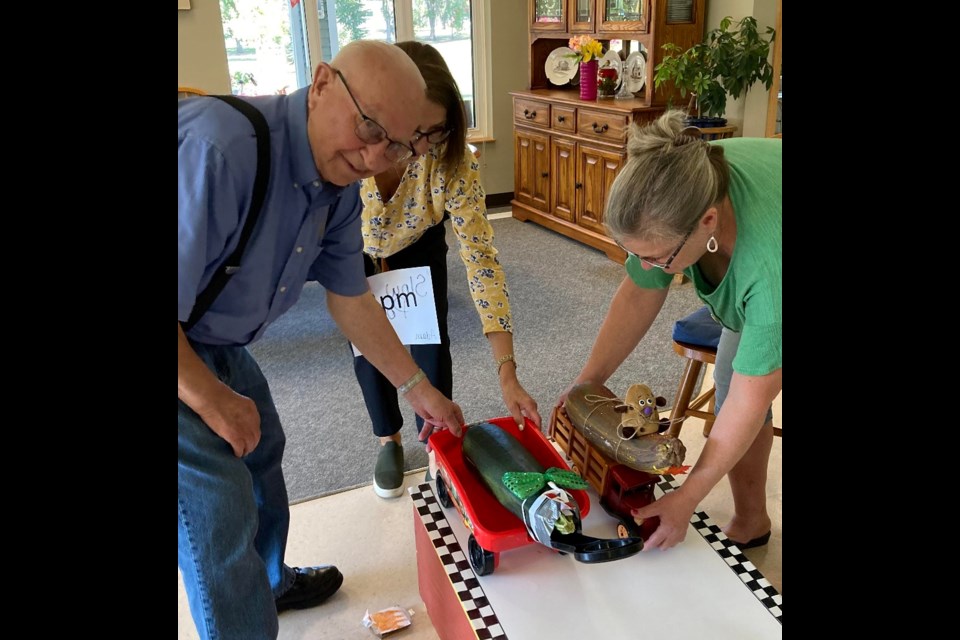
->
[275, 565, 344, 613]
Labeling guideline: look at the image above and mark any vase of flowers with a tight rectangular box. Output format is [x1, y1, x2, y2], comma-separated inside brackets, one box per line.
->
[568, 35, 603, 101]
[579, 60, 599, 100]
[598, 66, 619, 98]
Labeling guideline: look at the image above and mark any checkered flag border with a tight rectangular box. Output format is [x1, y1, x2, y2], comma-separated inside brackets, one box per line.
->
[658, 475, 782, 624]
[411, 484, 508, 639]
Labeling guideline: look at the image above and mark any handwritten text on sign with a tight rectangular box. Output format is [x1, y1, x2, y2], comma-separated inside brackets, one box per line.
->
[351, 266, 441, 357]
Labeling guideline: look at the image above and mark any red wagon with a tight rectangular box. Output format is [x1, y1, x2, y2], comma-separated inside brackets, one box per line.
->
[430, 416, 642, 575]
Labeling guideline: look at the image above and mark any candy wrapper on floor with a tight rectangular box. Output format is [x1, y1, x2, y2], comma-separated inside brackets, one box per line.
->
[362, 606, 413, 637]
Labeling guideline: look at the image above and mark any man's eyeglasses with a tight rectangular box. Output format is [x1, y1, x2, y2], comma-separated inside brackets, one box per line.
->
[334, 68, 418, 163]
[617, 229, 692, 270]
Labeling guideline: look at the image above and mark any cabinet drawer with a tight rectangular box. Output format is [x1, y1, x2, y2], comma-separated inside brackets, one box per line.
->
[514, 98, 550, 128]
[577, 109, 629, 143]
[552, 105, 577, 133]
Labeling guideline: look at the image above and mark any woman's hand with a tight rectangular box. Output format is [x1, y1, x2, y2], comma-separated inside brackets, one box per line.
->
[487, 333, 540, 430]
[631, 488, 699, 551]
[500, 375, 541, 430]
[556, 375, 596, 409]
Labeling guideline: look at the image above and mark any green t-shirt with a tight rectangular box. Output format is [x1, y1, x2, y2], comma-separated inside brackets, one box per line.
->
[624, 137, 782, 376]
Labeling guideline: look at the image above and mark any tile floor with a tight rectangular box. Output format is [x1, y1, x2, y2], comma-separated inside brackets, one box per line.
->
[178, 390, 781, 639]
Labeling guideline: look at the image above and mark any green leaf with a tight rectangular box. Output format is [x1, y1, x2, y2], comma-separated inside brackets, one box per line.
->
[650, 14, 776, 117]
[502, 472, 544, 500]
[545, 468, 590, 490]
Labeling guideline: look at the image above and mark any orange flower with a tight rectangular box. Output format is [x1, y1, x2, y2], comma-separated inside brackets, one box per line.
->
[568, 35, 604, 62]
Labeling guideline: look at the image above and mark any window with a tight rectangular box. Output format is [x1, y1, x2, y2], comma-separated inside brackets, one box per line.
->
[220, 0, 309, 96]
[219, 0, 490, 138]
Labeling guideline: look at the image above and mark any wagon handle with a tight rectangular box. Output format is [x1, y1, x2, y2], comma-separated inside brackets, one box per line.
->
[549, 531, 644, 563]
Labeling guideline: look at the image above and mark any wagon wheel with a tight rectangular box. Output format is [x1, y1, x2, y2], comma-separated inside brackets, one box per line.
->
[468, 534, 496, 576]
[435, 473, 453, 509]
[617, 519, 642, 539]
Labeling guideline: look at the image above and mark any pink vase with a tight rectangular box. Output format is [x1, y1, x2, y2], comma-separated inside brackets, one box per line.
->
[579, 60, 598, 101]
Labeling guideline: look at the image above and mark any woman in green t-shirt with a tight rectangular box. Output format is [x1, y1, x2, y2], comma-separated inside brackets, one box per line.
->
[565, 111, 782, 551]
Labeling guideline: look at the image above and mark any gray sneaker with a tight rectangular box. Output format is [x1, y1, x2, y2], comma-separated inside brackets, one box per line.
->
[373, 441, 404, 498]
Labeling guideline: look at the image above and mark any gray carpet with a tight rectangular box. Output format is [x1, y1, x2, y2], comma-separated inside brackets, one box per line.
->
[249, 217, 702, 503]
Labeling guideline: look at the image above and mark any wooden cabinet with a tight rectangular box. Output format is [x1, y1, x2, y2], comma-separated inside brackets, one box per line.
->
[513, 0, 706, 262]
[511, 91, 661, 261]
[533, 1, 652, 35]
[514, 127, 550, 213]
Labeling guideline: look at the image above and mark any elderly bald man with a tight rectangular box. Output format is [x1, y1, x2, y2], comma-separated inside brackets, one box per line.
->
[178, 41, 465, 640]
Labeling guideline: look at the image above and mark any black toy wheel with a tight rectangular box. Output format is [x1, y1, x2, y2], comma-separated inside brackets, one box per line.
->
[617, 519, 642, 539]
[468, 534, 495, 576]
[435, 473, 453, 509]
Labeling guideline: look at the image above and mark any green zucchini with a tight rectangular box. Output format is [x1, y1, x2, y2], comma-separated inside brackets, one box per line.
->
[463, 422, 644, 563]
[462, 422, 545, 521]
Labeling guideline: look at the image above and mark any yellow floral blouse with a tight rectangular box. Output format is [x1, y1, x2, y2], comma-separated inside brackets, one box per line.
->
[360, 145, 512, 335]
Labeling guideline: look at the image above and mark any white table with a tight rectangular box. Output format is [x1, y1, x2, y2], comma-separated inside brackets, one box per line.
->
[412, 476, 781, 639]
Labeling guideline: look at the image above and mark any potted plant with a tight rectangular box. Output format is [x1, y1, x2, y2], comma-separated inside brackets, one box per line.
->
[232, 71, 257, 96]
[654, 16, 776, 126]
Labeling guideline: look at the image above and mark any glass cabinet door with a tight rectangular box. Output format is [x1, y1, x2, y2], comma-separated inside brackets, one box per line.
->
[532, 0, 566, 31]
[569, 0, 594, 33]
[598, 0, 649, 33]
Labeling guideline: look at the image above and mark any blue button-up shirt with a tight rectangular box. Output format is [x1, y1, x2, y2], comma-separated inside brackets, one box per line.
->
[178, 88, 368, 346]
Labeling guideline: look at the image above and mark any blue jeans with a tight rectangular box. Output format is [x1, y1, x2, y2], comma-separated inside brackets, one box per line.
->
[178, 342, 296, 640]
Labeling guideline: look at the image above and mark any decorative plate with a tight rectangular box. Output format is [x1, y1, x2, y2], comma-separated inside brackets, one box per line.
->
[624, 51, 647, 94]
[599, 50, 623, 91]
[545, 47, 579, 86]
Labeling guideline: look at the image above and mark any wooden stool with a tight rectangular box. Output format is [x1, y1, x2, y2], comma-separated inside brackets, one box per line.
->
[667, 340, 717, 438]
[668, 340, 783, 439]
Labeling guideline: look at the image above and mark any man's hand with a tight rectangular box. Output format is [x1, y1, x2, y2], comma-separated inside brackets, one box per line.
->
[404, 382, 464, 451]
[198, 387, 262, 458]
[180, 322, 261, 458]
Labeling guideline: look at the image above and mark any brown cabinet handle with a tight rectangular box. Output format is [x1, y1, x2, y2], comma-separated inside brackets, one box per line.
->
[557, 115, 566, 123]
[592, 123, 609, 133]
[524, 109, 537, 119]
[575, 182, 583, 189]
[541, 172, 549, 178]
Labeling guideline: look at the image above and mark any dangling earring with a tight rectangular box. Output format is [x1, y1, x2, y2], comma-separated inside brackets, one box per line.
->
[706, 235, 719, 253]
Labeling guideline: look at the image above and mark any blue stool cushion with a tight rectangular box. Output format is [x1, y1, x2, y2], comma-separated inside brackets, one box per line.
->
[673, 306, 722, 348]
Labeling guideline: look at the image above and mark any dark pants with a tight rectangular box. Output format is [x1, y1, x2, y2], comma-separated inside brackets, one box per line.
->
[353, 221, 453, 437]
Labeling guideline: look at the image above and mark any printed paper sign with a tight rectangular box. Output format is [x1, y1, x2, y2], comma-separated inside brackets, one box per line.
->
[352, 266, 441, 357]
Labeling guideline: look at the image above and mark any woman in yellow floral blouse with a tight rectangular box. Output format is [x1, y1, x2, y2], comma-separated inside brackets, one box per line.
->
[355, 41, 541, 498]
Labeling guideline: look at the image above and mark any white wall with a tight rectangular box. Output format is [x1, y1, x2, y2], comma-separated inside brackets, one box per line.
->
[475, 1, 527, 195]
[178, 0, 231, 94]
